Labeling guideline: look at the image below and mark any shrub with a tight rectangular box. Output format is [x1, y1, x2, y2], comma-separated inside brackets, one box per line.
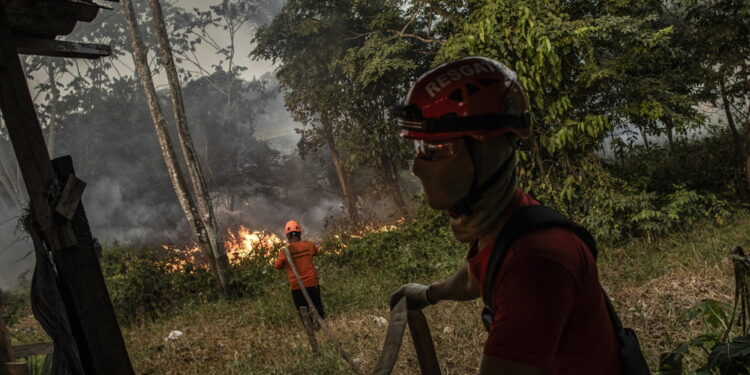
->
[521, 153, 738, 244]
[320, 200, 465, 282]
[101, 243, 216, 324]
[610, 129, 748, 200]
[0, 287, 26, 327]
[228, 256, 279, 298]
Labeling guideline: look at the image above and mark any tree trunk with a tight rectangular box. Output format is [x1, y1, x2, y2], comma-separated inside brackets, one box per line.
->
[380, 155, 406, 213]
[638, 125, 650, 150]
[122, 0, 227, 292]
[664, 119, 675, 153]
[530, 135, 546, 179]
[323, 124, 358, 224]
[147, 0, 230, 290]
[720, 78, 744, 157]
[46, 63, 59, 157]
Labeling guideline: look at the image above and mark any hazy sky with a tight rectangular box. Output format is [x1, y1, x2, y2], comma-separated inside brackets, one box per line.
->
[1, 0, 294, 289]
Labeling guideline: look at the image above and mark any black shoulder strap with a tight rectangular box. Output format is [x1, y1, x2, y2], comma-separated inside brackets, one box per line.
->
[480, 206, 650, 373]
[482, 205, 598, 310]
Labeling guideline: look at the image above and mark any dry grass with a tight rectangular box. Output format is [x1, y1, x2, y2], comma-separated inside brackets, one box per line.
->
[6, 215, 750, 373]
[120, 296, 489, 374]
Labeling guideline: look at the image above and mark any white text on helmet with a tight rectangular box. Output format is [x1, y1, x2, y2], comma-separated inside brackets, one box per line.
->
[424, 62, 498, 98]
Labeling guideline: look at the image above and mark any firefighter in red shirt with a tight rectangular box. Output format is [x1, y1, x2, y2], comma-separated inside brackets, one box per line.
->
[389, 57, 628, 374]
[274, 220, 325, 319]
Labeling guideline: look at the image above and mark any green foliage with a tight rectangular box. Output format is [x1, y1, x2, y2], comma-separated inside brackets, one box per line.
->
[252, 0, 430, 210]
[521, 151, 736, 244]
[0, 288, 26, 326]
[24, 354, 53, 375]
[611, 130, 749, 200]
[227, 254, 279, 298]
[657, 299, 732, 374]
[101, 240, 290, 324]
[102, 243, 217, 323]
[320, 199, 464, 282]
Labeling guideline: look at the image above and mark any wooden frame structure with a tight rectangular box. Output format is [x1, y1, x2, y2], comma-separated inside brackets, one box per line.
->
[0, 0, 133, 373]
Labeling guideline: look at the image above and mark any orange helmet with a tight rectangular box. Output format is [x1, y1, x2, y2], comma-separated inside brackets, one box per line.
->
[285, 220, 301, 234]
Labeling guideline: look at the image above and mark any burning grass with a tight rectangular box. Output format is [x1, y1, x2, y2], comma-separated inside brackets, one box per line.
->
[161, 226, 284, 272]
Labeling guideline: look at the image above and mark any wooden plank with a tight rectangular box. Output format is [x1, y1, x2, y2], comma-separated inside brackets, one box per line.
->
[55, 174, 86, 220]
[5, 0, 102, 23]
[15, 37, 111, 59]
[11, 342, 53, 358]
[0, 1, 61, 250]
[90, 0, 115, 9]
[0, 311, 14, 362]
[0, 3, 135, 374]
[5, 363, 28, 375]
[51, 156, 135, 375]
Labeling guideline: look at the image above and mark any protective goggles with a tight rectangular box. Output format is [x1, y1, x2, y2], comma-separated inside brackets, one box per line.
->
[392, 104, 530, 135]
[414, 138, 464, 161]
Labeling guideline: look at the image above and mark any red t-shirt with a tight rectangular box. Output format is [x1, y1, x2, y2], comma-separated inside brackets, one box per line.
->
[467, 189, 622, 374]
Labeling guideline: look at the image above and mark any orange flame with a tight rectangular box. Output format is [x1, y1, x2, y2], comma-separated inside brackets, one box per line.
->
[161, 219, 404, 271]
[223, 226, 282, 265]
[162, 226, 283, 272]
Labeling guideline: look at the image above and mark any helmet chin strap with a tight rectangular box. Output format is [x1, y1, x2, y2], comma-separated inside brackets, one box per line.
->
[451, 138, 516, 217]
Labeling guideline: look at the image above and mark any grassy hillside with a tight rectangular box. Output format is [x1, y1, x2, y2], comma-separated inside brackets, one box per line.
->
[6, 210, 749, 374]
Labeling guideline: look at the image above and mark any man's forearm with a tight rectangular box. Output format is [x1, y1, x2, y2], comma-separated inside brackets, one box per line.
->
[427, 264, 479, 302]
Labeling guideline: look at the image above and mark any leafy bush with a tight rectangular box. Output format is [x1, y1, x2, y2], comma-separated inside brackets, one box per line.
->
[228, 255, 279, 298]
[320, 200, 465, 282]
[521, 153, 737, 244]
[101, 240, 287, 324]
[101, 243, 216, 324]
[611, 129, 748, 200]
[660, 248, 750, 374]
[0, 287, 26, 326]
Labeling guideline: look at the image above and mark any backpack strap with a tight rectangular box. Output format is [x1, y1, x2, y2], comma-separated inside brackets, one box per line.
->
[481, 205, 597, 312]
[480, 205, 651, 374]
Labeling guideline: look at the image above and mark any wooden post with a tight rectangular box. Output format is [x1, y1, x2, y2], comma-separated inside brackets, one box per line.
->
[299, 306, 319, 354]
[0, 312, 26, 375]
[0, 310, 14, 362]
[0, 2, 134, 373]
[4, 364, 28, 375]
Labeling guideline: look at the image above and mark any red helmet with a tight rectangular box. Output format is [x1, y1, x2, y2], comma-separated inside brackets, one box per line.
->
[395, 56, 532, 141]
[285, 220, 301, 234]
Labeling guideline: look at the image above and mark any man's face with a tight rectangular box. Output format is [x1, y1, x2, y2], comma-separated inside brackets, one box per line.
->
[411, 137, 475, 210]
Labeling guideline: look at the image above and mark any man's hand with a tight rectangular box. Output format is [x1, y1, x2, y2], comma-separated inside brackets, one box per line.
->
[389, 283, 435, 311]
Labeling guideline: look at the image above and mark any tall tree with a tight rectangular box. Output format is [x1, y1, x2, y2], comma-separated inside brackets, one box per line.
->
[122, 0, 228, 292]
[253, 0, 430, 220]
[679, 0, 750, 186]
[147, 0, 231, 288]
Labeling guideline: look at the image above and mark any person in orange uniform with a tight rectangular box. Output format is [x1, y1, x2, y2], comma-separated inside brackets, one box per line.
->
[274, 220, 325, 319]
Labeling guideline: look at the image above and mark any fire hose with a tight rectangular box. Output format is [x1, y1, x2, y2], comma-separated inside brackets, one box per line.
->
[372, 298, 442, 375]
[283, 247, 442, 375]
